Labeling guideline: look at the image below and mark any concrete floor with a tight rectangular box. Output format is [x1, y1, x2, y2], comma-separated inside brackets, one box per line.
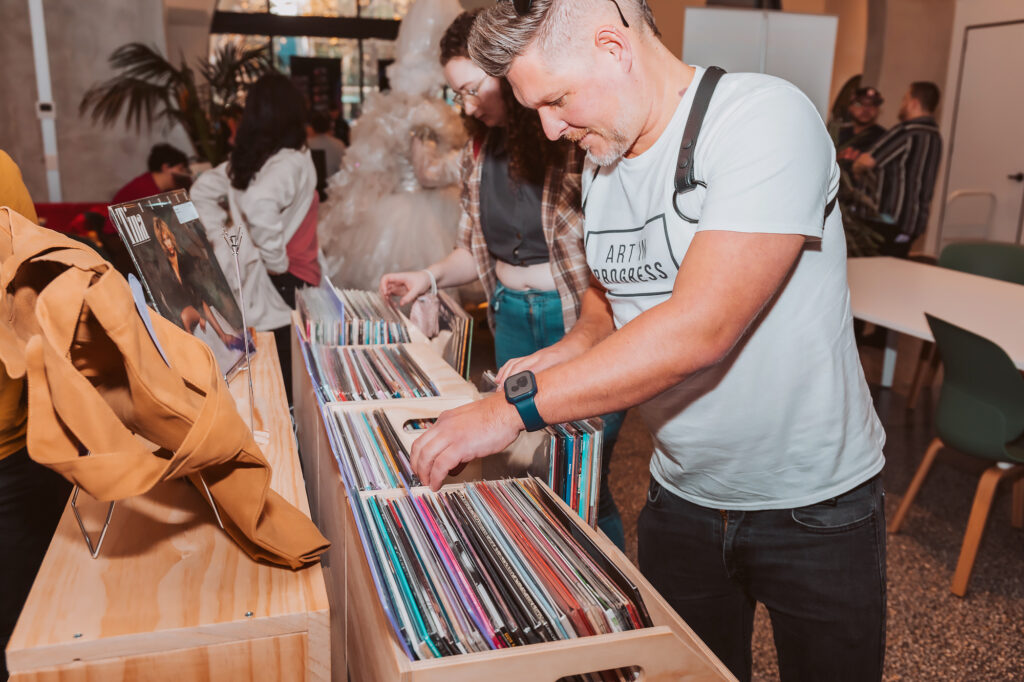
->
[471, 325, 1024, 681]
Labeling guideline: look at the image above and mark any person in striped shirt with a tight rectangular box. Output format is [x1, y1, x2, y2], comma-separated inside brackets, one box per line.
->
[854, 81, 943, 257]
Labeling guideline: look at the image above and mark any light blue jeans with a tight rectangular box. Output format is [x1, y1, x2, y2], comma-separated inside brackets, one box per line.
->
[492, 282, 626, 549]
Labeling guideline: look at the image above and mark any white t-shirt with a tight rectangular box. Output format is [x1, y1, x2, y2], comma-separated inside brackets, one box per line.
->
[582, 67, 885, 510]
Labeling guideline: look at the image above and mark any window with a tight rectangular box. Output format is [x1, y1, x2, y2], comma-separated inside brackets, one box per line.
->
[210, 0, 408, 118]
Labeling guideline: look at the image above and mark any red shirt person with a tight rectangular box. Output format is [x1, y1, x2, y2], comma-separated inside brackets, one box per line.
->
[105, 144, 190, 233]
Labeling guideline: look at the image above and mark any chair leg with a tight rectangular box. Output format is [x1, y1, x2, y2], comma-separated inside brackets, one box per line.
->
[1012, 478, 1024, 530]
[906, 343, 937, 410]
[951, 465, 1024, 597]
[889, 438, 943, 533]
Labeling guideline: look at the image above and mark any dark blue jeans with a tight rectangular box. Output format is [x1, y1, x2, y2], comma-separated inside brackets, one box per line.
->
[637, 474, 886, 682]
[492, 283, 626, 549]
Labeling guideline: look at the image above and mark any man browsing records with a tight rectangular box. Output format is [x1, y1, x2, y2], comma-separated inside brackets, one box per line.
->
[409, 2, 886, 680]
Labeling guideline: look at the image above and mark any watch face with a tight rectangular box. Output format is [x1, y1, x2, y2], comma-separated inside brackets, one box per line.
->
[505, 371, 537, 401]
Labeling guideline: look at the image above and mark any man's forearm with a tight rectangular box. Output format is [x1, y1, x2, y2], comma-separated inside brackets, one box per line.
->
[530, 298, 720, 425]
[529, 231, 806, 426]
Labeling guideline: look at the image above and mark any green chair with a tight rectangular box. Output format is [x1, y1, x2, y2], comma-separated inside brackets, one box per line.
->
[938, 240, 1024, 284]
[907, 241, 1024, 408]
[890, 314, 1024, 596]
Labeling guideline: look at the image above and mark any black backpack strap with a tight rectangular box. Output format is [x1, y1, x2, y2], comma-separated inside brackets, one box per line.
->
[673, 65, 838, 227]
[673, 66, 726, 223]
[675, 66, 726, 197]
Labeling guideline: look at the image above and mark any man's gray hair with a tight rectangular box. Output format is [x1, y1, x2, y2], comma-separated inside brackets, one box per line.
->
[468, 0, 660, 78]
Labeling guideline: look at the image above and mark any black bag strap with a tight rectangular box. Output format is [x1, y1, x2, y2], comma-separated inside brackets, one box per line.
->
[671, 66, 725, 223]
[672, 66, 837, 225]
[675, 66, 726, 196]
[587, 65, 837, 224]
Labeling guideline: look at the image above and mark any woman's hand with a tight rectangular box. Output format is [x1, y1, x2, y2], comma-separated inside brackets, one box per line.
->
[379, 270, 433, 306]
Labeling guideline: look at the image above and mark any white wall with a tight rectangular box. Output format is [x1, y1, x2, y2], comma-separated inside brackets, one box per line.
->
[0, 0, 182, 203]
[921, 0, 1024, 254]
[683, 8, 839, 118]
[165, 0, 216, 72]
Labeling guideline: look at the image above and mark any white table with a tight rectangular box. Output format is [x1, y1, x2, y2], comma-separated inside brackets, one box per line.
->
[847, 257, 1024, 387]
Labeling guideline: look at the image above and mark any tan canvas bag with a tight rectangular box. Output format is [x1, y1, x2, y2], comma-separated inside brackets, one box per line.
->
[0, 207, 327, 569]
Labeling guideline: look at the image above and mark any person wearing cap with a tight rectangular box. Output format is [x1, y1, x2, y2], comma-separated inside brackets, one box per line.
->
[854, 82, 943, 257]
[836, 87, 886, 164]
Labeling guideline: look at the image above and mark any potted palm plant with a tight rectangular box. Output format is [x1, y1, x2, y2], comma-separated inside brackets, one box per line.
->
[80, 42, 272, 166]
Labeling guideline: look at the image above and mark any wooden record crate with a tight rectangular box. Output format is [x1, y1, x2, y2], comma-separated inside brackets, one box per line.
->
[343, 481, 735, 682]
[291, 325, 482, 682]
[292, 312, 478, 406]
[291, 335, 734, 682]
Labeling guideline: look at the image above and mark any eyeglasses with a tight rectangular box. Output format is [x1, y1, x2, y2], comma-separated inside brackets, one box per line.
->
[508, 0, 630, 29]
[452, 75, 487, 106]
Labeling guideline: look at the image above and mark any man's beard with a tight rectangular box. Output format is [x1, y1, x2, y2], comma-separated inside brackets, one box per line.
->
[563, 127, 632, 166]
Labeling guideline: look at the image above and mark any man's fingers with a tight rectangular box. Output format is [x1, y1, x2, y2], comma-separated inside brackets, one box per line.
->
[410, 427, 439, 483]
[428, 446, 461, 491]
[495, 357, 526, 386]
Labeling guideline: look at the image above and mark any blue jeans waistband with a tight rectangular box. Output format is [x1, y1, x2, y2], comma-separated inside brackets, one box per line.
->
[493, 281, 559, 300]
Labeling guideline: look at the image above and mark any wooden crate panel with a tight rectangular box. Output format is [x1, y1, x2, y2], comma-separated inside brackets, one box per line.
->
[7, 333, 329, 681]
[11, 633, 308, 682]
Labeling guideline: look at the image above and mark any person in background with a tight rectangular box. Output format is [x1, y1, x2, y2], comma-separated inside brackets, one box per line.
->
[227, 73, 321, 402]
[328, 105, 351, 146]
[836, 87, 886, 166]
[379, 10, 627, 549]
[105, 143, 191, 233]
[0, 150, 72, 682]
[854, 81, 943, 258]
[308, 111, 348, 178]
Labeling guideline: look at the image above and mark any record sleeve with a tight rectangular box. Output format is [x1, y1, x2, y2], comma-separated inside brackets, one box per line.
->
[109, 189, 250, 377]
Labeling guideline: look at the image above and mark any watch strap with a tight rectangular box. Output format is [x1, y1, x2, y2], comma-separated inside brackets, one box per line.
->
[514, 394, 546, 432]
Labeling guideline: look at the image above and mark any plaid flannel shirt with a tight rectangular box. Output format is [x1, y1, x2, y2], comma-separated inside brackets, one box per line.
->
[455, 134, 590, 334]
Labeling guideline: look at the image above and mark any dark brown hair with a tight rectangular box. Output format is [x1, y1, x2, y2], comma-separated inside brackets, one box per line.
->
[909, 81, 940, 114]
[229, 73, 307, 190]
[440, 10, 565, 187]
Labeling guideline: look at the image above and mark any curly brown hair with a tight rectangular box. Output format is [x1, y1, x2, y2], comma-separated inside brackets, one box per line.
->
[440, 10, 566, 187]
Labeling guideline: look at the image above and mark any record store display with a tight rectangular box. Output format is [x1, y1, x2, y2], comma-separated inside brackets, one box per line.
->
[546, 418, 604, 527]
[357, 479, 651, 668]
[437, 291, 473, 379]
[306, 345, 440, 402]
[287, 281, 692, 681]
[327, 408, 421, 490]
[297, 286, 412, 346]
[340, 288, 413, 344]
[297, 285, 345, 345]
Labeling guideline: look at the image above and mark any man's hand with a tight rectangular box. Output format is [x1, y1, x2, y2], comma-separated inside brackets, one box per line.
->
[379, 270, 432, 306]
[494, 340, 583, 387]
[410, 393, 524, 490]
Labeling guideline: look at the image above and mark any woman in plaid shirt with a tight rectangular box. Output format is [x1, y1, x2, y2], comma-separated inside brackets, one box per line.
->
[380, 10, 625, 549]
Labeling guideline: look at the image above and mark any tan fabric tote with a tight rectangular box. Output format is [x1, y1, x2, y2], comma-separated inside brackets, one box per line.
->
[0, 207, 327, 569]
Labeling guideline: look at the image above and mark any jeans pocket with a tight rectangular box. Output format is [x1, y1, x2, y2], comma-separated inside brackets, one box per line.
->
[791, 481, 878, 534]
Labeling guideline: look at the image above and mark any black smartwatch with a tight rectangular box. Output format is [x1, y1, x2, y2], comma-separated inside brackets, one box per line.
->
[504, 370, 546, 432]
